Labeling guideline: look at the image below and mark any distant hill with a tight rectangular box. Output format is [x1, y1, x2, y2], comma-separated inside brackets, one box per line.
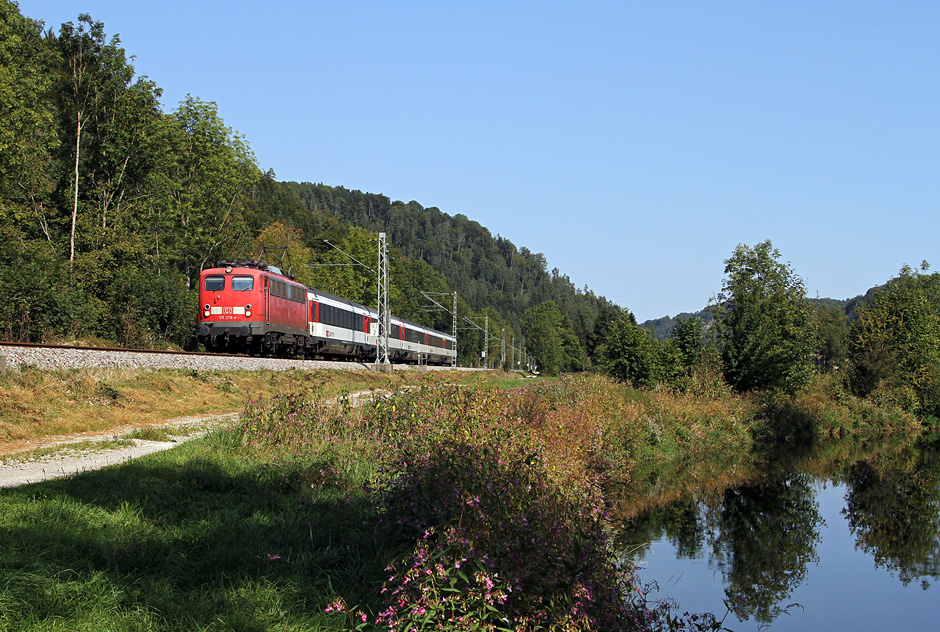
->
[640, 308, 715, 341]
[640, 293, 875, 341]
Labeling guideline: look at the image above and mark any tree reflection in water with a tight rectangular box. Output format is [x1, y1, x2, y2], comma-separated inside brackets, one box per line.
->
[709, 473, 822, 624]
[620, 441, 940, 628]
[843, 445, 940, 588]
[620, 473, 823, 625]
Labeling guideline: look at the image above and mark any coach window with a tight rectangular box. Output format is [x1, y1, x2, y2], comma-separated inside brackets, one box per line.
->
[232, 276, 254, 291]
[205, 276, 225, 292]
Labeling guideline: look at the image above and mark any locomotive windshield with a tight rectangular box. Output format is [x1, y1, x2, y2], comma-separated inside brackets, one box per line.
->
[204, 276, 225, 291]
[232, 276, 254, 291]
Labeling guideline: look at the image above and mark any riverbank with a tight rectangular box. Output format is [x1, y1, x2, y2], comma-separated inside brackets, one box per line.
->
[0, 372, 932, 630]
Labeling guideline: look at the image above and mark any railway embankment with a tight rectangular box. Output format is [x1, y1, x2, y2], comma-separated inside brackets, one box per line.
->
[0, 359, 496, 465]
[0, 343, 476, 373]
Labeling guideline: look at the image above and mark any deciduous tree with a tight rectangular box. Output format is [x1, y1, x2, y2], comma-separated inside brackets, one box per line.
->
[522, 301, 581, 375]
[602, 318, 661, 388]
[814, 304, 848, 372]
[713, 240, 816, 394]
[0, 2, 56, 236]
[252, 222, 314, 286]
[848, 264, 940, 417]
[671, 316, 706, 374]
[164, 95, 260, 287]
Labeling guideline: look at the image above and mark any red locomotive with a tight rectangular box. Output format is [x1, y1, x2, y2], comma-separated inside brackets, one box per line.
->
[198, 261, 310, 355]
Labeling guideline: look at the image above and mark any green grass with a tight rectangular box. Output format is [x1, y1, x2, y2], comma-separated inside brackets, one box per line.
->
[124, 425, 194, 442]
[0, 429, 394, 631]
[0, 369, 541, 631]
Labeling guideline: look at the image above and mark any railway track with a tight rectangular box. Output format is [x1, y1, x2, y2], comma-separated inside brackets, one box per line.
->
[0, 342, 467, 373]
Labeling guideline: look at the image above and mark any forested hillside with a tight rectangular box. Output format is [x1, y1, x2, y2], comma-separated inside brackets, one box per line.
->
[281, 183, 625, 371]
[0, 3, 623, 369]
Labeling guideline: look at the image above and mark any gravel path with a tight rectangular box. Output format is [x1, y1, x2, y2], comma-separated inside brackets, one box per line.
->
[0, 413, 239, 489]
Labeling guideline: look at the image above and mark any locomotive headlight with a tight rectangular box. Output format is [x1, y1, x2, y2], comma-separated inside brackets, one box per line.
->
[245, 310, 251, 317]
[204, 304, 210, 311]
[245, 304, 251, 311]
[204, 309, 210, 318]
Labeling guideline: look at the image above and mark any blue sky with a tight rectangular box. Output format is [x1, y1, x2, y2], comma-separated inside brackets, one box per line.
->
[20, 1, 939, 322]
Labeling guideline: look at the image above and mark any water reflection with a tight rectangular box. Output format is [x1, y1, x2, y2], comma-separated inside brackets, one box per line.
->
[710, 474, 822, 623]
[842, 444, 940, 588]
[620, 441, 940, 629]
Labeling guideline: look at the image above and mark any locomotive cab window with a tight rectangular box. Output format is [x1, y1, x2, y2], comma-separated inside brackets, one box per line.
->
[232, 276, 254, 291]
[205, 276, 225, 292]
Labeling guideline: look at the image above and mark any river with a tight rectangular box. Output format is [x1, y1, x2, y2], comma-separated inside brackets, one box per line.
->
[620, 439, 940, 631]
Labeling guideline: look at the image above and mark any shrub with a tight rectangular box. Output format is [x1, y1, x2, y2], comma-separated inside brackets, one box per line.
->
[376, 442, 635, 630]
[848, 265, 940, 419]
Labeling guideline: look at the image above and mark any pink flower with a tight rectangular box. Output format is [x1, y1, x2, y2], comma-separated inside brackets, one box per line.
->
[325, 599, 346, 614]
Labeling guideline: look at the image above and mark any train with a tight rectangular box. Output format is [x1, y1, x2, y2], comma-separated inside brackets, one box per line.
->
[197, 260, 457, 365]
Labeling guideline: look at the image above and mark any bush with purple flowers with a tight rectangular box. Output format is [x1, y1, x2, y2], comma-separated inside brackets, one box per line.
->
[361, 376, 735, 630]
[374, 441, 640, 630]
[240, 374, 742, 630]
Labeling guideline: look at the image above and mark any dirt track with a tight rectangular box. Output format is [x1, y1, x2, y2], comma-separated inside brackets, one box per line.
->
[0, 413, 239, 489]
